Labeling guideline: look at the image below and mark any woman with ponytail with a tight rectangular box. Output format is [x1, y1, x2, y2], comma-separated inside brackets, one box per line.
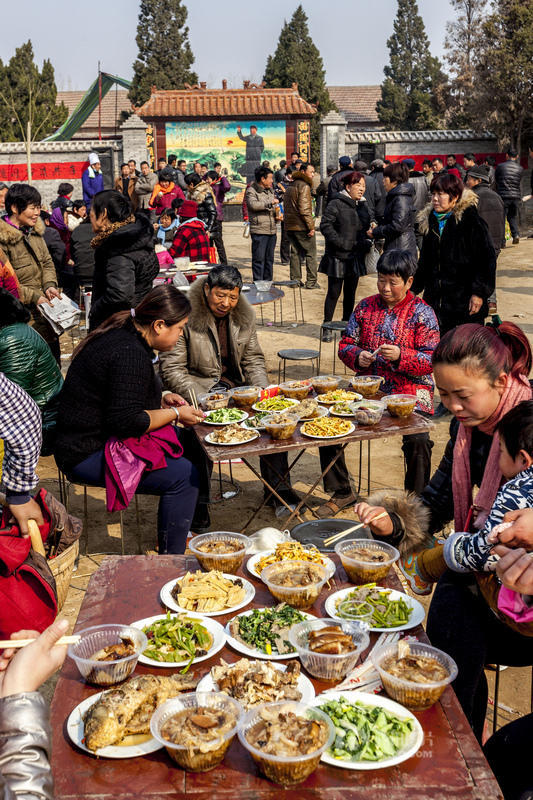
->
[355, 321, 533, 741]
[54, 285, 205, 554]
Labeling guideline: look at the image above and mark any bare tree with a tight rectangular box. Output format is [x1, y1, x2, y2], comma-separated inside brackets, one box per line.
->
[445, 0, 488, 127]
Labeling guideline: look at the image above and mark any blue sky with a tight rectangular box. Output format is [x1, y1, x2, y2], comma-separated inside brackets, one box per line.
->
[0, 0, 455, 91]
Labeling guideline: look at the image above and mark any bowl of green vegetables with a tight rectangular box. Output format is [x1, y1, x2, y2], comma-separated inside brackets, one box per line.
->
[324, 583, 425, 632]
[203, 408, 249, 425]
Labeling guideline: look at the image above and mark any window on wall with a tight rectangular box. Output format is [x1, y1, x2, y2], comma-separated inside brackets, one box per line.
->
[358, 144, 385, 163]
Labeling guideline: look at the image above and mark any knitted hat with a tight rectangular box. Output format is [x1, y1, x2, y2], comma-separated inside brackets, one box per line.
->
[339, 156, 352, 168]
[88, 153, 100, 166]
[402, 158, 416, 168]
[179, 200, 199, 219]
[466, 165, 490, 183]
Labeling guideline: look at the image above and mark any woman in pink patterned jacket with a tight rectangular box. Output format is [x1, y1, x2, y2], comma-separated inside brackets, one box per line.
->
[339, 249, 440, 493]
[0, 251, 19, 298]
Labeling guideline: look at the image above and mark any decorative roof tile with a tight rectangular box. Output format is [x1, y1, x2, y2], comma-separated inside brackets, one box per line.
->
[56, 90, 131, 132]
[136, 85, 316, 118]
[327, 85, 382, 123]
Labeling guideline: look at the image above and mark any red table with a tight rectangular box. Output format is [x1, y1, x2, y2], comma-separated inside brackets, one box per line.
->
[50, 555, 502, 799]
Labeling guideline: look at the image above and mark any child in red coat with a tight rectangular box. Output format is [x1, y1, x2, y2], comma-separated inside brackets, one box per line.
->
[339, 249, 440, 493]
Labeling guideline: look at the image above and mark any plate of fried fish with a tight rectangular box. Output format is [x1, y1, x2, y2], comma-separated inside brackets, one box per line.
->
[67, 672, 199, 757]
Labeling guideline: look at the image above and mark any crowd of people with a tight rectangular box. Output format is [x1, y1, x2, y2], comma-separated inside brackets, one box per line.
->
[0, 145, 532, 799]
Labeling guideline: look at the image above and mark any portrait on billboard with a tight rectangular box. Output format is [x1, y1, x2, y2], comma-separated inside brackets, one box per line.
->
[165, 120, 287, 199]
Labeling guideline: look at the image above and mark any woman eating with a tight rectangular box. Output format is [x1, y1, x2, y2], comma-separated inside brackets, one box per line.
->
[54, 285, 205, 554]
[355, 321, 533, 741]
[338, 249, 439, 494]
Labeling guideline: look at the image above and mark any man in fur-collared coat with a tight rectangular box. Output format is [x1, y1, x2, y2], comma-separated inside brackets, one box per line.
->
[412, 180, 496, 335]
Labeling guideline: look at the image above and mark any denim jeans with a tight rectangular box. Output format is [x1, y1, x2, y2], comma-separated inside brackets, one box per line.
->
[69, 449, 199, 554]
[251, 233, 276, 281]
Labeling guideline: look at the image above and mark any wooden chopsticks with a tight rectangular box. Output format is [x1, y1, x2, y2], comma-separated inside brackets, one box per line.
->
[0, 635, 80, 649]
[189, 388, 199, 410]
[323, 512, 389, 547]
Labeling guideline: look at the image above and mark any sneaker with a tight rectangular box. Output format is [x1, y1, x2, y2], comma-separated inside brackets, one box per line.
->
[275, 502, 297, 519]
[321, 328, 333, 342]
[513, 236, 520, 244]
[305, 283, 321, 290]
[399, 552, 433, 595]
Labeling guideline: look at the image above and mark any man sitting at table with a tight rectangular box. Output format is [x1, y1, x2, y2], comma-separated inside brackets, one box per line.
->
[168, 200, 210, 263]
[159, 264, 355, 523]
[159, 265, 305, 522]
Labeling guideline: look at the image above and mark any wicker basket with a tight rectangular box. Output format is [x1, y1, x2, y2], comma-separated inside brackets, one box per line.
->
[49, 540, 79, 610]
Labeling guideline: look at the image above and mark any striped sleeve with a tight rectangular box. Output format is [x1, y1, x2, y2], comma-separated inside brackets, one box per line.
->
[0, 373, 42, 496]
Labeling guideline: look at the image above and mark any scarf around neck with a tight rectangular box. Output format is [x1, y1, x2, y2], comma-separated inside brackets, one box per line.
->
[452, 374, 532, 532]
[432, 209, 452, 235]
[91, 215, 136, 248]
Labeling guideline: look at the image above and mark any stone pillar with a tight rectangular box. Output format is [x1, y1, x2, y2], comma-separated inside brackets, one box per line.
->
[120, 113, 149, 169]
[320, 111, 347, 177]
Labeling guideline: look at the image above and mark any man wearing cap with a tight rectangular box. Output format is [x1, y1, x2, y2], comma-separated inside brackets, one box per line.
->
[327, 156, 354, 202]
[465, 164, 505, 313]
[168, 200, 210, 262]
[82, 153, 104, 210]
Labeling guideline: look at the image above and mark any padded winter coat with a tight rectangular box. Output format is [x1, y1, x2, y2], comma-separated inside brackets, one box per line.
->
[413, 189, 496, 333]
[494, 158, 524, 200]
[284, 171, 314, 232]
[159, 276, 268, 396]
[372, 182, 417, 257]
[0, 217, 57, 306]
[0, 693, 54, 799]
[473, 184, 505, 255]
[244, 182, 278, 235]
[89, 213, 159, 330]
[0, 323, 63, 411]
[320, 192, 362, 260]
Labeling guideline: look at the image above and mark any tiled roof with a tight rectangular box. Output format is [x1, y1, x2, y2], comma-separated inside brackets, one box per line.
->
[345, 129, 496, 143]
[56, 90, 132, 132]
[327, 85, 381, 123]
[136, 85, 316, 118]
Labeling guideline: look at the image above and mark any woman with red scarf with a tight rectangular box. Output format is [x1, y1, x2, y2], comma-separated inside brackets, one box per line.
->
[355, 322, 533, 742]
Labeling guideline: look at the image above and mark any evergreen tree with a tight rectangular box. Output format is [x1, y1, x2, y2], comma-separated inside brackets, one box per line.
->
[130, 0, 197, 107]
[445, 0, 488, 128]
[377, 0, 449, 130]
[473, 0, 533, 150]
[0, 41, 68, 142]
[263, 6, 334, 162]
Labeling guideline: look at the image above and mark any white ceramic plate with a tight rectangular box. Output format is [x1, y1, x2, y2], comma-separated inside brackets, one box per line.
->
[203, 409, 249, 426]
[300, 421, 356, 440]
[204, 429, 260, 446]
[297, 404, 330, 422]
[251, 398, 300, 413]
[317, 392, 362, 405]
[197, 662, 315, 704]
[246, 551, 336, 581]
[129, 612, 226, 667]
[66, 692, 163, 759]
[311, 690, 424, 770]
[324, 586, 425, 632]
[224, 607, 317, 660]
[160, 574, 256, 617]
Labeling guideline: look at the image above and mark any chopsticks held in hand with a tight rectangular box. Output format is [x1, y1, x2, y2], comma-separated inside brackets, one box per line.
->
[323, 512, 389, 547]
[189, 388, 199, 410]
[0, 635, 80, 649]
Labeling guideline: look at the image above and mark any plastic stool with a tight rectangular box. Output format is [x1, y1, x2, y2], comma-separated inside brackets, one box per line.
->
[277, 348, 320, 382]
[318, 321, 348, 375]
[273, 280, 305, 326]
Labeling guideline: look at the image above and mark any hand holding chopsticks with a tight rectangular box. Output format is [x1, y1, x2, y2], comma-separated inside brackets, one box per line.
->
[323, 512, 389, 547]
[0, 635, 80, 649]
[0, 618, 70, 698]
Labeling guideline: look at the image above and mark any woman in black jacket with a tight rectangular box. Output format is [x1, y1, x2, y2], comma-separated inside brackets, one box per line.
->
[89, 191, 159, 330]
[369, 161, 416, 257]
[412, 172, 496, 336]
[319, 171, 370, 333]
[55, 285, 205, 554]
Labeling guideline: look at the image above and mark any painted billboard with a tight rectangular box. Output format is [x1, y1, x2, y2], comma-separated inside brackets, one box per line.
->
[165, 120, 287, 199]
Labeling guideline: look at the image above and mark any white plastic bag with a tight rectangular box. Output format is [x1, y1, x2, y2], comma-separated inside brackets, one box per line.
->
[365, 243, 380, 275]
[245, 527, 294, 554]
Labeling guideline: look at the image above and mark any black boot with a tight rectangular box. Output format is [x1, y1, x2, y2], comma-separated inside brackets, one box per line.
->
[191, 502, 211, 534]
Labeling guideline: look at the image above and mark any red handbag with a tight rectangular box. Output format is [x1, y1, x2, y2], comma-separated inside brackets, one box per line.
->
[0, 499, 57, 638]
[208, 245, 217, 264]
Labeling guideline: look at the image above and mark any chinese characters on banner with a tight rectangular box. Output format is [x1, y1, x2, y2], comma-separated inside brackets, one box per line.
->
[297, 120, 310, 162]
[146, 125, 155, 170]
[0, 162, 88, 182]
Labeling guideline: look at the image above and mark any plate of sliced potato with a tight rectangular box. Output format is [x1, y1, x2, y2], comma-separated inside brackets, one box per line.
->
[301, 418, 355, 439]
[160, 570, 255, 616]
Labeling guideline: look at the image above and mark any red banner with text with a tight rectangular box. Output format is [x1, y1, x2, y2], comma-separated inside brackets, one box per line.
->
[0, 161, 89, 182]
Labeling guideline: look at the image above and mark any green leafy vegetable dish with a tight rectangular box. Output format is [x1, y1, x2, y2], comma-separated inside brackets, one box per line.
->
[229, 603, 307, 655]
[319, 697, 414, 762]
[335, 583, 413, 628]
[205, 408, 246, 424]
[254, 396, 298, 412]
[142, 611, 213, 671]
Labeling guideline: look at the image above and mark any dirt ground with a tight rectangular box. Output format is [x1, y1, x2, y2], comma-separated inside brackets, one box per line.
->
[39, 222, 533, 728]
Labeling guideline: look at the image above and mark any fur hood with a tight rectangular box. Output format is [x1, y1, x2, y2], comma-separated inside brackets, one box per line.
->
[418, 188, 479, 235]
[187, 181, 214, 204]
[186, 276, 256, 334]
[0, 215, 46, 245]
[291, 170, 313, 187]
[365, 489, 432, 556]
